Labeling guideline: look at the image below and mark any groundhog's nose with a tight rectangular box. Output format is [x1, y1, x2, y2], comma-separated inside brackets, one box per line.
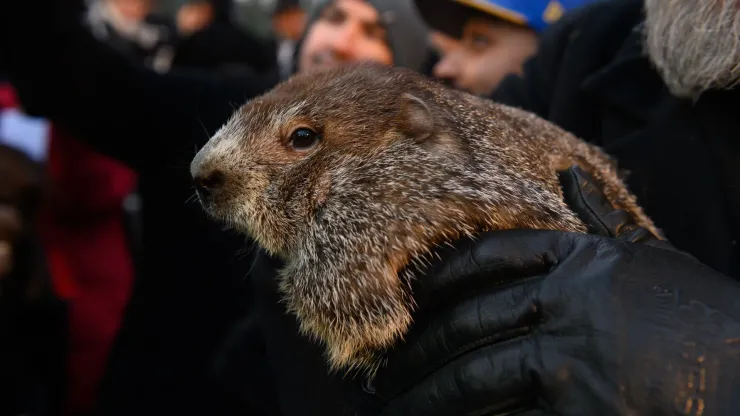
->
[193, 170, 225, 202]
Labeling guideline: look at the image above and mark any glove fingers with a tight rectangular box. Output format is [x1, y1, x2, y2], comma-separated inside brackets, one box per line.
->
[408, 229, 570, 314]
[380, 338, 537, 416]
[378, 279, 542, 401]
[558, 165, 633, 238]
[557, 165, 662, 245]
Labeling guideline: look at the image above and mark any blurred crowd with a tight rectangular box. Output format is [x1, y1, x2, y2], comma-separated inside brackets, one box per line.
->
[2, 0, 740, 415]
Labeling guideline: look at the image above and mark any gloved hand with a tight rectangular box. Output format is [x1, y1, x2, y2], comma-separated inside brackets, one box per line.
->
[375, 166, 740, 416]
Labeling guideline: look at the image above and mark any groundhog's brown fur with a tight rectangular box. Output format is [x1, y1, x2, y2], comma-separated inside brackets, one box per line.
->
[191, 62, 660, 378]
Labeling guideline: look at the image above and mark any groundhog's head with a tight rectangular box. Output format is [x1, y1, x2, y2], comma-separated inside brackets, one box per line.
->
[191, 62, 462, 258]
[191, 63, 483, 374]
[191, 62, 627, 377]
[191, 62, 657, 377]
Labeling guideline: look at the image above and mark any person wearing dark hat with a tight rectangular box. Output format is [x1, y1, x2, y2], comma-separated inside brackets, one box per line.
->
[272, 0, 307, 78]
[1, 1, 431, 415]
[170, 0, 279, 80]
[295, 0, 429, 75]
[416, 0, 601, 95]
[85, 0, 178, 72]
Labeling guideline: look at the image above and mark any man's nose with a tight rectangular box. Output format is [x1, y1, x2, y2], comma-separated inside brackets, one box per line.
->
[432, 55, 461, 86]
[330, 24, 358, 58]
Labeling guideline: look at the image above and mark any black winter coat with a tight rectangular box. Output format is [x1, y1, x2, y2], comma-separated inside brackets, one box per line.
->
[491, 0, 740, 278]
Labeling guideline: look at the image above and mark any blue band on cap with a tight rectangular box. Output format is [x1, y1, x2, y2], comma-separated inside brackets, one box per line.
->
[453, 0, 602, 32]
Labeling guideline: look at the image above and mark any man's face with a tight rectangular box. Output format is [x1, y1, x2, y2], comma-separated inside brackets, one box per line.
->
[298, 0, 393, 73]
[177, 2, 214, 35]
[432, 17, 538, 96]
[644, 0, 740, 98]
[112, 0, 152, 21]
[429, 31, 460, 57]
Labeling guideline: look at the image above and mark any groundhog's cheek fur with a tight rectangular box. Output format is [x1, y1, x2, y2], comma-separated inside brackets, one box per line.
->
[278, 256, 413, 375]
[197, 157, 293, 255]
[221, 174, 266, 223]
[233, 176, 299, 256]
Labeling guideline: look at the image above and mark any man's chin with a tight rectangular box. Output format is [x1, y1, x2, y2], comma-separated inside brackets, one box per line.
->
[302, 58, 383, 74]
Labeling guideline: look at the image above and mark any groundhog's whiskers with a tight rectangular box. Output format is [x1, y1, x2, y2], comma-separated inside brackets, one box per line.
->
[235, 239, 258, 260]
[241, 245, 264, 280]
[184, 190, 200, 205]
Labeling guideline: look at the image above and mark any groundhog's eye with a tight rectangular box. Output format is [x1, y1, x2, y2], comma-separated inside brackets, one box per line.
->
[289, 128, 321, 151]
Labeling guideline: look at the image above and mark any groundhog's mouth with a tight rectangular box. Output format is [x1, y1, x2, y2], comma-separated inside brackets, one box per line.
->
[193, 192, 256, 238]
[193, 188, 213, 211]
[193, 187, 231, 223]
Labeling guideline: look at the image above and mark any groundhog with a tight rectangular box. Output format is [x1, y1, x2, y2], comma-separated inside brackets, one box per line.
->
[190, 62, 661, 378]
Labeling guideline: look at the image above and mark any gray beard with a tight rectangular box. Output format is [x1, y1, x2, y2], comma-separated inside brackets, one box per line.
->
[644, 0, 740, 99]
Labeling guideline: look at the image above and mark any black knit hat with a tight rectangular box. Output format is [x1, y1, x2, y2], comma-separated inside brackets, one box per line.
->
[273, 0, 302, 15]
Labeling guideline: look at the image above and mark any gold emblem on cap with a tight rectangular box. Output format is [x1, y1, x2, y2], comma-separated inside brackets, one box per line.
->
[543, 0, 565, 23]
[454, 0, 527, 26]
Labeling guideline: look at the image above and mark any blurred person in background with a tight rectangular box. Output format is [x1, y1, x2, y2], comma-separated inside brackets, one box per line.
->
[85, 0, 178, 72]
[170, 0, 279, 80]
[175, 0, 214, 35]
[428, 30, 459, 59]
[1, 0, 430, 414]
[0, 130, 67, 416]
[415, 0, 603, 95]
[36, 124, 138, 416]
[271, 0, 308, 79]
[426, 31, 459, 86]
[1, 75, 137, 416]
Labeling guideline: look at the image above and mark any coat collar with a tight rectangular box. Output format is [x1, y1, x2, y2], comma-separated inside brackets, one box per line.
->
[580, 21, 671, 124]
[580, 17, 740, 129]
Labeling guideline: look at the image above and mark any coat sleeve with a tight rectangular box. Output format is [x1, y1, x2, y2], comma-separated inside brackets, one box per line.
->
[3, 11, 272, 175]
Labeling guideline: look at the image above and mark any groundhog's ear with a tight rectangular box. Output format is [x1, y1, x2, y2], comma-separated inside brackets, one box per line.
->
[399, 93, 434, 142]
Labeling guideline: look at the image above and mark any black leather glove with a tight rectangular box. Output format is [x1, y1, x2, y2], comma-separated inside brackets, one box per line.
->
[376, 166, 740, 416]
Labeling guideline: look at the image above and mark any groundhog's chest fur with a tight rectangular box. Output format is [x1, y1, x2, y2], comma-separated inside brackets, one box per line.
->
[190, 62, 659, 378]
